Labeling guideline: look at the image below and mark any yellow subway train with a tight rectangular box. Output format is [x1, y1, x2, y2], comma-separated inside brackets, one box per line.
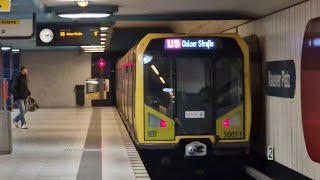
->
[116, 33, 251, 156]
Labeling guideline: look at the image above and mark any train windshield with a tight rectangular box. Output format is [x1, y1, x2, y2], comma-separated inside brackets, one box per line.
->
[143, 37, 244, 135]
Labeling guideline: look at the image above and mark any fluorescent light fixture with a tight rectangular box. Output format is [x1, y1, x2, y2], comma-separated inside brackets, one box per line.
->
[143, 55, 153, 64]
[100, 38, 106, 41]
[86, 80, 99, 84]
[81, 45, 105, 48]
[12, 49, 20, 52]
[1, 47, 11, 50]
[101, 42, 106, 45]
[83, 48, 105, 51]
[100, 27, 109, 31]
[77, 0, 88, 7]
[100, 33, 107, 37]
[151, 65, 159, 75]
[84, 50, 105, 53]
[162, 88, 173, 93]
[159, 77, 166, 84]
[58, 13, 110, 19]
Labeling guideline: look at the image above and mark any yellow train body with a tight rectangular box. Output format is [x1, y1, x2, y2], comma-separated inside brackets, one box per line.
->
[116, 33, 251, 154]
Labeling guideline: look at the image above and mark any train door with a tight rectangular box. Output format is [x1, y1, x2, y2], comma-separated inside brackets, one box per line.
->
[174, 55, 216, 135]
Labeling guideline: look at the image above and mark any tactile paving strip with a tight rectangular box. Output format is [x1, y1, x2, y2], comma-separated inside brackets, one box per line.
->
[113, 108, 151, 180]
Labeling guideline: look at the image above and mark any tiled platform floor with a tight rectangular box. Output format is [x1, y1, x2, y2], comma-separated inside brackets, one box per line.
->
[0, 107, 148, 180]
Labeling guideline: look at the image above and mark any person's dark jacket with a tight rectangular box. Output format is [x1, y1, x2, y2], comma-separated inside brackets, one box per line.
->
[11, 73, 31, 101]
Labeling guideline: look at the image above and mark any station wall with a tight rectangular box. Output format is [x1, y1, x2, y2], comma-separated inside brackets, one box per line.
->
[22, 51, 91, 108]
[180, 0, 320, 179]
[234, 1, 320, 179]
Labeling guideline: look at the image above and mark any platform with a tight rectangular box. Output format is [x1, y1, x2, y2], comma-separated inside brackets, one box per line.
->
[0, 107, 149, 180]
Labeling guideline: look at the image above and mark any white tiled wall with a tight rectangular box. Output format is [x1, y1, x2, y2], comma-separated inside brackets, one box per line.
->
[171, 0, 320, 179]
[22, 52, 91, 108]
[234, 1, 320, 179]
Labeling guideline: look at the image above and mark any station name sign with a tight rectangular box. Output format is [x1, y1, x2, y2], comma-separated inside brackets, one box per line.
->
[265, 60, 296, 98]
[164, 38, 217, 50]
[36, 23, 101, 46]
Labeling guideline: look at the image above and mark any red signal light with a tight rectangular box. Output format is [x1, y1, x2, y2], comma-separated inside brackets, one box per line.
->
[97, 58, 106, 68]
[223, 118, 229, 128]
[160, 119, 167, 128]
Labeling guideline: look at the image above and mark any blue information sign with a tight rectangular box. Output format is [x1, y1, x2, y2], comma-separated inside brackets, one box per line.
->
[265, 60, 296, 98]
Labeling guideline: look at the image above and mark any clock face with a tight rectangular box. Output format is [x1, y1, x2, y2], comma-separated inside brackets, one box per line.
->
[39, 28, 54, 43]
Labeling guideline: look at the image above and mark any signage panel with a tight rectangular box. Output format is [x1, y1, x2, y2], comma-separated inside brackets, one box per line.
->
[0, 0, 10, 12]
[0, 19, 32, 38]
[185, 111, 205, 118]
[36, 23, 101, 46]
[265, 60, 296, 98]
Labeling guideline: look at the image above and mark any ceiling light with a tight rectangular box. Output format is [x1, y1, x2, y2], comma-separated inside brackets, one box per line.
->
[100, 33, 107, 37]
[100, 27, 109, 31]
[101, 42, 106, 45]
[77, 0, 88, 7]
[101, 38, 106, 41]
[81, 45, 105, 48]
[82, 48, 105, 52]
[12, 49, 20, 52]
[84, 50, 105, 53]
[58, 13, 110, 19]
[1, 47, 11, 50]
[86, 80, 99, 84]
[83, 48, 105, 50]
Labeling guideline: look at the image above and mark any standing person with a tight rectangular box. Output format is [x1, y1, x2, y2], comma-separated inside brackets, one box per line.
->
[11, 66, 31, 129]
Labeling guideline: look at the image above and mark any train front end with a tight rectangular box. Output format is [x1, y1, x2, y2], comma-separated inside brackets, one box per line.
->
[135, 34, 251, 156]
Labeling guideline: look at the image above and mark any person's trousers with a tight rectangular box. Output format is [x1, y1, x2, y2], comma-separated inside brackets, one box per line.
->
[13, 99, 27, 125]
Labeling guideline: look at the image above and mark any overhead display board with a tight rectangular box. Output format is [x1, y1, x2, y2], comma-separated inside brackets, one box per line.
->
[36, 23, 101, 46]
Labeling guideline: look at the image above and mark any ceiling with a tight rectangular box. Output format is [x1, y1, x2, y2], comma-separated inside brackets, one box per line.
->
[0, 0, 307, 51]
[40, 0, 305, 17]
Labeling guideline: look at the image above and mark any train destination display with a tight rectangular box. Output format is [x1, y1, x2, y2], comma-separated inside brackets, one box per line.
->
[164, 38, 218, 50]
